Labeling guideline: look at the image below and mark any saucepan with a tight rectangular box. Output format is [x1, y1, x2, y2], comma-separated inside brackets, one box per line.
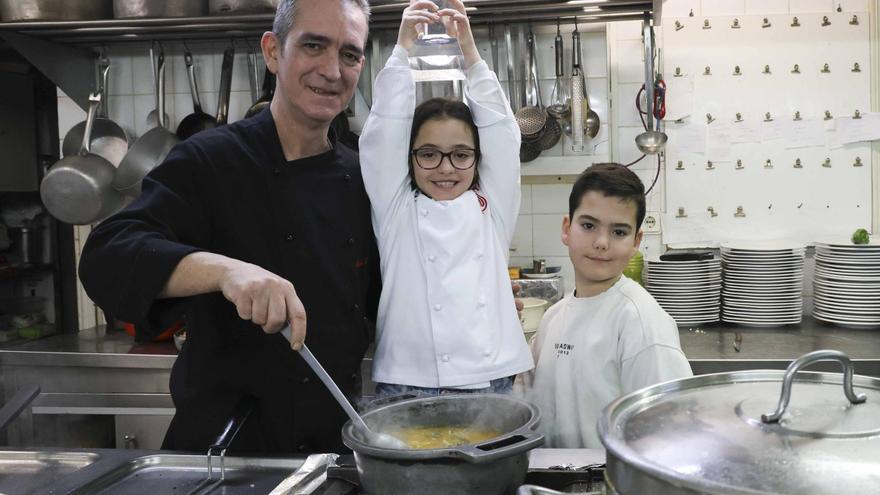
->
[209, 0, 278, 15]
[342, 394, 544, 495]
[0, 0, 111, 21]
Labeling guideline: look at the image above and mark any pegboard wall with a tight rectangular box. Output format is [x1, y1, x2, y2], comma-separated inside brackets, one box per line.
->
[661, 11, 874, 246]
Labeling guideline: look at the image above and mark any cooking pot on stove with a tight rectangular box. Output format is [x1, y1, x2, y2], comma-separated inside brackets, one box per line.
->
[342, 394, 544, 495]
[598, 349, 880, 494]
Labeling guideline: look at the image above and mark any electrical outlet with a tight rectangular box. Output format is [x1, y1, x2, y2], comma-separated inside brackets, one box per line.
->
[643, 211, 661, 234]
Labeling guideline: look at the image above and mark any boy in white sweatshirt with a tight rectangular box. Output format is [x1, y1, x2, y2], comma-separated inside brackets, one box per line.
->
[517, 163, 692, 448]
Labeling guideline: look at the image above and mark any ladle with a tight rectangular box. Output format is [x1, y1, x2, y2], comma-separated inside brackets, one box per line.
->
[635, 20, 667, 155]
[280, 326, 409, 450]
[635, 130, 668, 154]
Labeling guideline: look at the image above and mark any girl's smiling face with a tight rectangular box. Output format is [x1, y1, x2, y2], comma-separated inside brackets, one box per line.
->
[410, 117, 477, 201]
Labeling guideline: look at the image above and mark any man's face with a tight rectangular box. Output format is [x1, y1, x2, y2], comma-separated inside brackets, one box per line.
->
[264, 0, 368, 126]
[562, 190, 643, 287]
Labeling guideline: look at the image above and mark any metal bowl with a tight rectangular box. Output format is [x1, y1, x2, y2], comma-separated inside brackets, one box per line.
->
[0, 0, 111, 21]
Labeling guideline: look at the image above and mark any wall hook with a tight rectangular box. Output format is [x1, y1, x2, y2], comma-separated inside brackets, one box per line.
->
[762, 18, 771, 28]
[735, 112, 743, 122]
[853, 109, 862, 119]
[793, 111, 802, 121]
[768, 204, 773, 210]
[837, 3, 842, 12]
[676, 160, 685, 170]
[674, 20, 684, 31]
[674, 67, 682, 77]
[706, 113, 715, 124]
[764, 112, 773, 122]
[762, 64, 771, 74]
[734, 206, 746, 218]
[822, 16, 831, 27]
[689, 9, 694, 17]
[821, 63, 830, 73]
[731, 18, 740, 29]
[706, 160, 715, 170]
[794, 158, 802, 168]
[854, 157, 863, 167]
[736, 159, 744, 170]
[676, 207, 688, 218]
[791, 16, 800, 27]
[764, 159, 773, 169]
[822, 158, 831, 168]
[702, 19, 711, 29]
[852, 62, 861, 72]
[733, 65, 741, 76]
[707, 207, 718, 217]
[850, 15, 859, 25]
[704, 66, 712, 75]
[791, 64, 800, 73]
[797, 203, 804, 209]
[824, 110, 833, 120]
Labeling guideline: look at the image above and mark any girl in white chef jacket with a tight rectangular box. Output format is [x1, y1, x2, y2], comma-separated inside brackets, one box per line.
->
[360, 0, 533, 396]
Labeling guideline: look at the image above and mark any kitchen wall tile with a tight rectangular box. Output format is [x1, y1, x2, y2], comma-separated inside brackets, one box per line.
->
[662, 0, 701, 18]
[531, 184, 572, 214]
[532, 214, 568, 257]
[227, 91, 254, 124]
[106, 54, 134, 96]
[520, 185, 533, 215]
[230, 51, 255, 93]
[701, 0, 746, 16]
[639, 233, 665, 258]
[562, 122, 609, 158]
[132, 94, 157, 138]
[585, 77, 609, 122]
[616, 82, 644, 127]
[615, 39, 645, 83]
[509, 256, 533, 272]
[789, 0, 835, 13]
[131, 51, 154, 96]
[613, 21, 643, 41]
[838, 0, 870, 11]
[541, 256, 573, 294]
[106, 95, 136, 141]
[510, 215, 533, 258]
[744, 0, 790, 14]
[198, 91, 220, 121]
[56, 96, 85, 141]
[617, 126, 649, 166]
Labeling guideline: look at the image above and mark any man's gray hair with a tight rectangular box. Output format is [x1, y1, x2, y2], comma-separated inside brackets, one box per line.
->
[273, 0, 371, 47]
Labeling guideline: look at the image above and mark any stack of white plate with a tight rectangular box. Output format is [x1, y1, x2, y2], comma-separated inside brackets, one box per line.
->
[721, 240, 806, 326]
[645, 255, 722, 325]
[813, 237, 880, 328]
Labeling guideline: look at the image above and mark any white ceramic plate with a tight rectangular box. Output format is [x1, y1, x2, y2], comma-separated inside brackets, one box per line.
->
[812, 309, 880, 322]
[814, 237, 880, 248]
[812, 312, 880, 328]
[721, 239, 807, 251]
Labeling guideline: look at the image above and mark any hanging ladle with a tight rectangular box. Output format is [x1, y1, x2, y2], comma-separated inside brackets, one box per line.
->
[281, 325, 409, 450]
[635, 20, 667, 155]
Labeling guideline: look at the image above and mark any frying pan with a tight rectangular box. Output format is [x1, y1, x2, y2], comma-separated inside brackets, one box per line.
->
[62, 56, 128, 167]
[216, 47, 235, 124]
[244, 67, 274, 119]
[146, 43, 170, 129]
[176, 47, 218, 140]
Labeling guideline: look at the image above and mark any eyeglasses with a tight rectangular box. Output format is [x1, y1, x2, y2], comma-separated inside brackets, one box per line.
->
[411, 147, 477, 170]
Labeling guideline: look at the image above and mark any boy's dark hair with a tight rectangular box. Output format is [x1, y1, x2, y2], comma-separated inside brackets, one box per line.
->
[408, 97, 482, 191]
[568, 163, 646, 229]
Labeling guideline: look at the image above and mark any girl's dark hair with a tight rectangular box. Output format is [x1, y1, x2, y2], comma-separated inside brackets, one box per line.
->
[569, 163, 646, 228]
[408, 97, 481, 192]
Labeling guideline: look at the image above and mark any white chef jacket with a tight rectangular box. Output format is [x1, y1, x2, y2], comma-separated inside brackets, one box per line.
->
[516, 276, 693, 448]
[360, 45, 533, 388]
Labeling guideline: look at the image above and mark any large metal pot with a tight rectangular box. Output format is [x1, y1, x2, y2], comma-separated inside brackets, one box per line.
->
[342, 394, 544, 495]
[599, 350, 880, 495]
[208, 0, 278, 15]
[113, 0, 206, 18]
[0, 0, 111, 21]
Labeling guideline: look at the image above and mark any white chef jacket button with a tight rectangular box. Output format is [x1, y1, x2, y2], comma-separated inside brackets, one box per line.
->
[482, 350, 492, 357]
[420, 209, 429, 216]
[433, 304, 442, 311]
[475, 251, 484, 259]
[441, 354, 450, 362]
[427, 255, 436, 262]
[477, 300, 486, 308]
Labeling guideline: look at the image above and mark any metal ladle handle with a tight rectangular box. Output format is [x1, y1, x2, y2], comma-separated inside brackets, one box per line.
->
[280, 326, 371, 434]
[762, 349, 867, 423]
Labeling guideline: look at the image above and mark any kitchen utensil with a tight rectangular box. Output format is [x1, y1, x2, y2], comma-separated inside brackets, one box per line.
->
[246, 44, 260, 104]
[635, 21, 666, 155]
[146, 43, 170, 129]
[537, 110, 561, 150]
[515, 28, 547, 143]
[342, 394, 544, 495]
[62, 55, 129, 167]
[216, 47, 234, 125]
[600, 349, 880, 494]
[520, 297, 548, 334]
[41, 93, 127, 225]
[504, 24, 517, 112]
[209, 0, 278, 15]
[176, 47, 218, 140]
[280, 326, 407, 450]
[114, 51, 180, 197]
[546, 20, 570, 120]
[489, 23, 499, 78]
[113, 0, 205, 18]
[571, 24, 599, 142]
[244, 68, 274, 119]
[0, 0, 111, 21]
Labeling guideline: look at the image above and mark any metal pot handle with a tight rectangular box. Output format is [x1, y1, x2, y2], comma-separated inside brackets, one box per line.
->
[449, 424, 544, 464]
[762, 349, 867, 423]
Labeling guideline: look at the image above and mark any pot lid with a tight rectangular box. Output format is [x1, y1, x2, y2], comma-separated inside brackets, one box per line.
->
[599, 350, 880, 494]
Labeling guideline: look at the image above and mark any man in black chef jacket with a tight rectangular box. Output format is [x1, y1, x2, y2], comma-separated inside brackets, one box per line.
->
[79, 0, 379, 455]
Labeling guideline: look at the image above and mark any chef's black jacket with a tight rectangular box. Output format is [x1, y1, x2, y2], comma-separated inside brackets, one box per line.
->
[79, 109, 380, 454]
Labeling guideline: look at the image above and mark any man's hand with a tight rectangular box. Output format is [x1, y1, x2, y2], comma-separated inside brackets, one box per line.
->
[219, 261, 307, 350]
[397, 0, 441, 51]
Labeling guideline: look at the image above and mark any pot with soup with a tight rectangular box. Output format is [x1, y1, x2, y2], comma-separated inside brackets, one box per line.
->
[341, 394, 544, 495]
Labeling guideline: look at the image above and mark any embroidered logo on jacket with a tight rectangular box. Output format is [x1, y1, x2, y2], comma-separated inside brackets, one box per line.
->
[475, 191, 488, 213]
[554, 342, 574, 358]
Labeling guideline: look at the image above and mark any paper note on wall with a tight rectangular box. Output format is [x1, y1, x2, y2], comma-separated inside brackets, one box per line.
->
[664, 75, 694, 121]
[667, 122, 707, 154]
[784, 120, 825, 149]
[706, 123, 734, 162]
[834, 113, 880, 145]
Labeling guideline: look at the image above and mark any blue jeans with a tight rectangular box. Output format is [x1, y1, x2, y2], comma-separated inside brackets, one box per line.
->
[374, 376, 514, 398]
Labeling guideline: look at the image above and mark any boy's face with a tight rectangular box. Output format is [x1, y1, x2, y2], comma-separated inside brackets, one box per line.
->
[562, 190, 643, 288]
